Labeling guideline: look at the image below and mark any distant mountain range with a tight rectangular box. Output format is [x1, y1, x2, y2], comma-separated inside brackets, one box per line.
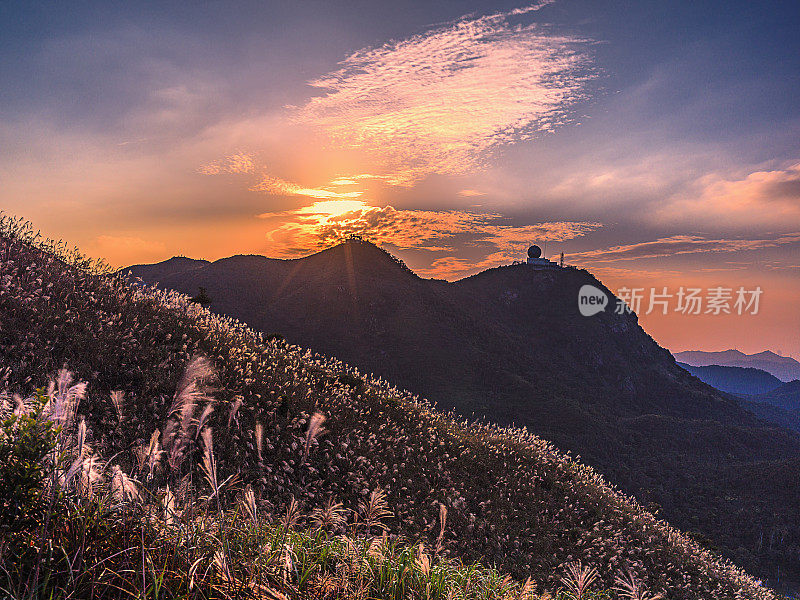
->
[677, 363, 784, 395]
[674, 349, 800, 382]
[126, 238, 800, 587]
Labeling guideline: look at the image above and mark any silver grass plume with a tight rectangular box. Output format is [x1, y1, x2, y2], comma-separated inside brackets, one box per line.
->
[139, 430, 163, 480]
[560, 562, 599, 600]
[195, 403, 215, 439]
[311, 497, 346, 530]
[162, 356, 216, 471]
[200, 427, 219, 496]
[254, 421, 264, 464]
[80, 456, 103, 499]
[213, 550, 234, 585]
[111, 465, 139, 504]
[302, 412, 326, 463]
[227, 395, 243, 428]
[359, 487, 392, 532]
[283, 496, 301, 529]
[434, 503, 448, 556]
[12, 394, 27, 417]
[241, 484, 258, 526]
[281, 544, 295, 583]
[110, 390, 124, 423]
[614, 571, 664, 600]
[519, 577, 536, 600]
[46, 369, 86, 430]
[416, 543, 431, 579]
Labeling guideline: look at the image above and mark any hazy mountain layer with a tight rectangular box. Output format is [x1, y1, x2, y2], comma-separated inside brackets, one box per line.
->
[675, 350, 800, 382]
[678, 363, 783, 395]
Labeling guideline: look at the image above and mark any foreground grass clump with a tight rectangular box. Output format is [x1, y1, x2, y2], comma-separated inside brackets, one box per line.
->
[0, 214, 782, 599]
[1, 374, 630, 600]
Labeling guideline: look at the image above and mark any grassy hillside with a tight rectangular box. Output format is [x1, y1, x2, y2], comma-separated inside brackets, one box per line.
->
[125, 237, 800, 588]
[0, 215, 781, 599]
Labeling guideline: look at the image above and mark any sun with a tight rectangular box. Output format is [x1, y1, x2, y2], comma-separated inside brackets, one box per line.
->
[297, 200, 369, 218]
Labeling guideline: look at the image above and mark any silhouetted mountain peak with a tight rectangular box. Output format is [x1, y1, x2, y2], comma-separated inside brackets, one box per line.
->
[124, 255, 209, 282]
[304, 238, 419, 280]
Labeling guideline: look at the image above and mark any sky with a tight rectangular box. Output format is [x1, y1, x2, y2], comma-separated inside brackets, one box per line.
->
[1, 1, 799, 357]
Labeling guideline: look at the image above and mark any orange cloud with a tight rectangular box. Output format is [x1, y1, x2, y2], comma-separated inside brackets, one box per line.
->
[257, 199, 600, 278]
[657, 162, 800, 229]
[199, 156, 367, 200]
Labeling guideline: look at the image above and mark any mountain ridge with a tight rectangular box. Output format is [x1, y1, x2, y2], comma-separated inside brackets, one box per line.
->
[674, 349, 800, 382]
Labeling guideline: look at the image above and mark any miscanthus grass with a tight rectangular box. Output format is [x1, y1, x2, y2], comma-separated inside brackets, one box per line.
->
[1, 365, 624, 600]
[0, 213, 787, 600]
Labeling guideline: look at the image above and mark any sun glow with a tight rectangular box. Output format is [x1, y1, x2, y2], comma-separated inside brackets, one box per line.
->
[296, 200, 370, 218]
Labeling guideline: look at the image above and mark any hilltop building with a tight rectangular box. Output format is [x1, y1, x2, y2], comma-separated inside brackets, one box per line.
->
[525, 245, 561, 269]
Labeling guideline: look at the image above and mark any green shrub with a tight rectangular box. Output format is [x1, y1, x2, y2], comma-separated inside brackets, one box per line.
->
[0, 392, 57, 537]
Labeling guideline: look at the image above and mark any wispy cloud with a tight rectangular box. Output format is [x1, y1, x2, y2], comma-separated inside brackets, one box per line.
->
[198, 152, 256, 175]
[458, 189, 487, 197]
[570, 233, 800, 263]
[199, 154, 365, 199]
[250, 174, 363, 199]
[297, 3, 593, 184]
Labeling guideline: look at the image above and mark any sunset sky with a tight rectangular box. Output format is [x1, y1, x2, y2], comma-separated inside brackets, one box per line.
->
[1, 1, 798, 357]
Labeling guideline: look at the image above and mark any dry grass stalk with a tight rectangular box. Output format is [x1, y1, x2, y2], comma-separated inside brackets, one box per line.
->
[359, 488, 392, 532]
[227, 395, 243, 428]
[110, 390, 124, 423]
[560, 561, 599, 600]
[614, 570, 664, 600]
[200, 427, 219, 496]
[311, 497, 346, 530]
[255, 421, 264, 463]
[241, 484, 258, 526]
[435, 502, 448, 556]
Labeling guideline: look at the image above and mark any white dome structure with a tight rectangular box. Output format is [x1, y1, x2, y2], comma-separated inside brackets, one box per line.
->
[525, 244, 560, 269]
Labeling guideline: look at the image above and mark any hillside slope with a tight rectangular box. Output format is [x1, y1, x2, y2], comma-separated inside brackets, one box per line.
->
[736, 381, 800, 434]
[675, 350, 800, 382]
[754, 380, 800, 411]
[0, 217, 785, 598]
[126, 238, 800, 588]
